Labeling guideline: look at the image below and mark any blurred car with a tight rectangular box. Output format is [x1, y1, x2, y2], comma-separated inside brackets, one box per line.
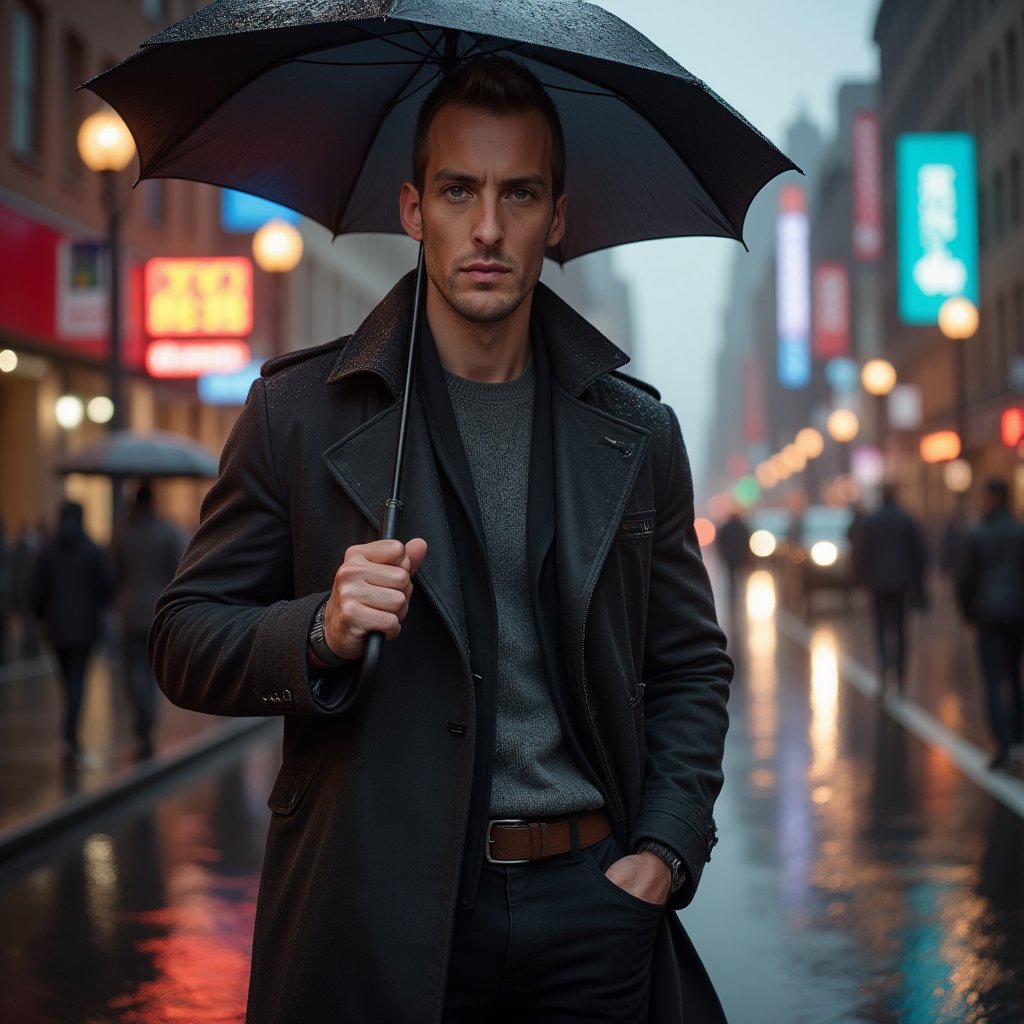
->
[746, 507, 792, 569]
[783, 504, 856, 611]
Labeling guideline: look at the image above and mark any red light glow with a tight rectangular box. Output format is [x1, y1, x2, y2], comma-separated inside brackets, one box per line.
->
[146, 340, 251, 378]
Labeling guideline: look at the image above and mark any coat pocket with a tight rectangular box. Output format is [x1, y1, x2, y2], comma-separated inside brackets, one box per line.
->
[617, 509, 656, 541]
[267, 752, 323, 815]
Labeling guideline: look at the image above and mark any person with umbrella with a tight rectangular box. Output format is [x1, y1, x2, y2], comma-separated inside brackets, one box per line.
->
[108, 3, 796, 1020]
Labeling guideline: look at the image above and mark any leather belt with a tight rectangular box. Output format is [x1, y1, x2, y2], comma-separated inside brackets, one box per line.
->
[486, 809, 612, 864]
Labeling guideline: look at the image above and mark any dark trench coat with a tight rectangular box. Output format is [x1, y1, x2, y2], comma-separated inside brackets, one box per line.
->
[150, 274, 733, 1023]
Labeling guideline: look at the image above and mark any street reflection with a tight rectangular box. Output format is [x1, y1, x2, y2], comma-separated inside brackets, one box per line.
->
[809, 627, 839, 779]
[744, 570, 777, 768]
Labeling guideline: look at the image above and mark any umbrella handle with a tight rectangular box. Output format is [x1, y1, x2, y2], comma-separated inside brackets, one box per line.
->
[358, 498, 403, 690]
[357, 243, 424, 692]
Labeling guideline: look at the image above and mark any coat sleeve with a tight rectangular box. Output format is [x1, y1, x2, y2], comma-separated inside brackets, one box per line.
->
[633, 405, 732, 908]
[149, 378, 359, 718]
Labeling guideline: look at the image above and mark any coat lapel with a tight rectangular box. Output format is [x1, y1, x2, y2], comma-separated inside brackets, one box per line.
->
[321, 391, 470, 660]
[552, 386, 649, 652]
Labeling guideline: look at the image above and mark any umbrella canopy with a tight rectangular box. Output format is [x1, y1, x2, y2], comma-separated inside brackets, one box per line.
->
[57, 430, 220, 478]
[85, 0, 798, 261]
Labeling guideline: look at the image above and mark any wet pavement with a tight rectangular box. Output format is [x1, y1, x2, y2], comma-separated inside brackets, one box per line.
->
[0, 568, 1022, 1022]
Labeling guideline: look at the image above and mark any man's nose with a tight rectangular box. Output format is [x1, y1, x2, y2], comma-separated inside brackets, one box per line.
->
[471, 196, 504, 249]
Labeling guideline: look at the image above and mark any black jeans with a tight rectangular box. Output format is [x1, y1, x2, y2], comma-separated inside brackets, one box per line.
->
[872, 591, 907, 685]
[122, 632, 158, 741]
[54, 646, 92, 750]
[977, 622, 1024, 753]
[443, 832, 663, 1023]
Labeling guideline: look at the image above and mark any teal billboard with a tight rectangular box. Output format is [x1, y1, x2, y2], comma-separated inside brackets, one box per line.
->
[896, 134, 978, 324]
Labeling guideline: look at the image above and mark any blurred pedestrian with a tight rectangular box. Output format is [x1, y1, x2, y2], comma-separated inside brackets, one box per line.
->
[11, 522, 43, 658]
[859, 483, 929, 694]
[0, 520, 12, 665]
[846, 500, 866, 586]
[715, 508, 751, 610]
[30, 501, 114, 763]
[955, 478, 1024, 771]
[111, 483, 185, 757]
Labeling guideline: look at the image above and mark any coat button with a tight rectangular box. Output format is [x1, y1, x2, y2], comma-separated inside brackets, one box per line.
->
[282, 689, 293, 703]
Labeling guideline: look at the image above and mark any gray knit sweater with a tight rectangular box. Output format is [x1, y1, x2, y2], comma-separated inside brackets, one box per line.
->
[444, 365, 603, 817]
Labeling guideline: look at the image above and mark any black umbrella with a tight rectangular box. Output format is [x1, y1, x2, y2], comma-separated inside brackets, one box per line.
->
[57, 430, 220, 478]
[85, 0, 797, 681]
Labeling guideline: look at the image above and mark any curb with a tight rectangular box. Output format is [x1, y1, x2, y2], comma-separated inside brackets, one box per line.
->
[0, 716, 277, 865]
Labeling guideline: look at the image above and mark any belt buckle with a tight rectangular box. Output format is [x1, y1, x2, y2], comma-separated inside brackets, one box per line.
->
[486, 818, 531, 864]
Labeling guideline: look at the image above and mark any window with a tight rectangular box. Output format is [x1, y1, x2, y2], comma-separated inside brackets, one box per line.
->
[1011, 152, 1023, 226]
[997, 293, 1009, 390]
[10, 2, 43, 157]
[991, 51, 1003, 120]
[994, 169, 1006, 239]
[61, 34, 85, 178]
[973, 70, 987, 136]
[1008, 31, 1019, 105]
[144, 180, 166, 225]
[978, 181, 989, 247]
[1013, 283, 1024, 359]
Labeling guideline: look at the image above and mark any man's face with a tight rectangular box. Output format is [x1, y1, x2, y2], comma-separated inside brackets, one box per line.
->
[400, 103, 567, 326]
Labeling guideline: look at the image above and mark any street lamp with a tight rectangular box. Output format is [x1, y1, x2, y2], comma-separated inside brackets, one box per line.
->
[78, 109, 136, 527]
[827, 408, 859, 477]
[252, 218, 303, 357]
[861, 357, 897, 465]
[77, 111, 135, 432]
[938, 296, 978, 467]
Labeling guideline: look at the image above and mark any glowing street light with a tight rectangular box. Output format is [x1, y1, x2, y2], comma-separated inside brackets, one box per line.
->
[861, 358, 896, 396]
[252, 218, 303, 357]
[827, 408, 860, 443]
[937, 296, 979, 341]
[795, 427, 824, 459]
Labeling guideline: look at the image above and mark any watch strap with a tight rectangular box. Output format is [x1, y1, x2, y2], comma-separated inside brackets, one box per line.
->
[308, 600, 348, 668]
[636, 839, 686, 893]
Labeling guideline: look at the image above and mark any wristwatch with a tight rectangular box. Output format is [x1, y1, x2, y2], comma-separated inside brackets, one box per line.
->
[308, 600, 349, 668]
[636, 840, 686, 893]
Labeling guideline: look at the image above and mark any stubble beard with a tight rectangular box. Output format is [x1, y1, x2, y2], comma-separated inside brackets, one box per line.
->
[426, 250, 540, 326]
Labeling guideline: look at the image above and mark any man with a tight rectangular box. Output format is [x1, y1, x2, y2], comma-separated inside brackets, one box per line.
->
[714, 507, 751, 612]
[112, 483, 184, 756]
[151, 57, 731, 1023]
[956, 478, 1024, 771]
[858, 483, 928, 695]
[32, 502, 114, 763]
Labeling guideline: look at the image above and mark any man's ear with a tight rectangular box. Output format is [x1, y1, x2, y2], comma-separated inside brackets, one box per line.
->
[399, 181, 423, 242]
[546, 192, 568, 249]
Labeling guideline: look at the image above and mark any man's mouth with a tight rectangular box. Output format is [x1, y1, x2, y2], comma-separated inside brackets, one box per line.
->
[461, 262, 510, 284]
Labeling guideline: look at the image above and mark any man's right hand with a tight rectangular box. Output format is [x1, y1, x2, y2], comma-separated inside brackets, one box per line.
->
[322, 538, 428, 661]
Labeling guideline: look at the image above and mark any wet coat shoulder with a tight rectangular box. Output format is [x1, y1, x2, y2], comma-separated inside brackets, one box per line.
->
[260, 336, 350, 383]
[586, 369, 677, 449]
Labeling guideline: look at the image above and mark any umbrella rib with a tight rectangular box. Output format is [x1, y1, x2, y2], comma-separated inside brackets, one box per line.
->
[293, 57, 429, 67]
[139, 24, 434, 179]
[533, 53, 744, 241]
[330, 42, 439, 234]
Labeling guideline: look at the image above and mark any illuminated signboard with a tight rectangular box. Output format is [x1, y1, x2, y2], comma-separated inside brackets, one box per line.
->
[198, 360, 263, 405]
[852, 111, 883, 261]
[146, 339, 251, 378]
[145, 257, 253, 338]
[776, 186, 810, 390]
[813, 263, 850, 359]
[221, 190, 300, 232]
[897, 133, 979, 324]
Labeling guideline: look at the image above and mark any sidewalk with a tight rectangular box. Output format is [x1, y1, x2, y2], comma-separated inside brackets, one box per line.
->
[0, 647, 276, 863]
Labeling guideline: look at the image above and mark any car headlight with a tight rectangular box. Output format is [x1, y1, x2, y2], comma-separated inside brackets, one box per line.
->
[749, 530, 777, 558]
[810, 541, 838, 567]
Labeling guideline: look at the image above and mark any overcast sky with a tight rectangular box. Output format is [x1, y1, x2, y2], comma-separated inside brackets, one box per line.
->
[582, 0, 881, 490]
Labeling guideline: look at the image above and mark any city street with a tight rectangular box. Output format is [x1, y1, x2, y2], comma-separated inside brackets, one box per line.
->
[0, 567, 1021, 1024]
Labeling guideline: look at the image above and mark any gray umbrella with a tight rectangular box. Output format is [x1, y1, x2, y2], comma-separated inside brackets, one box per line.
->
[57, 430, 220, 478]
[85, 0, 798, 682]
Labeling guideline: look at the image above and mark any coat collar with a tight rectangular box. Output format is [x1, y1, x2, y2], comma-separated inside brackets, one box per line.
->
[325, 271, 630, 399]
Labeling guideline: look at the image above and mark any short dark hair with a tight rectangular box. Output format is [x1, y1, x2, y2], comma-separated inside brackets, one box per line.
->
[412, 56, 566, 199]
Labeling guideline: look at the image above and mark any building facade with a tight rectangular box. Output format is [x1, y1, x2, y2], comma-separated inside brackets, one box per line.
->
[874, 0, 1024, 516]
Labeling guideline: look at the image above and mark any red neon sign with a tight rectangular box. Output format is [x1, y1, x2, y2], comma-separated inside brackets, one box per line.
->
[146, 339, 251, 378]
[1001, 408, 1024, 448]
[145, 257, 253, 338]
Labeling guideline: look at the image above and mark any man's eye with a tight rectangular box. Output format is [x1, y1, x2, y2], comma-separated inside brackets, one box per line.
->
[445, 185, 467, 200]
[510, 188, 533, 202]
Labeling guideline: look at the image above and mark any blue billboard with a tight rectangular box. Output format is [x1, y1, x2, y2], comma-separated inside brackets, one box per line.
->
[896, 134, 979, 324]
[776, 186, 811, 389]
[198, 361, 262, 405]
[220, 190, 300, 233]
